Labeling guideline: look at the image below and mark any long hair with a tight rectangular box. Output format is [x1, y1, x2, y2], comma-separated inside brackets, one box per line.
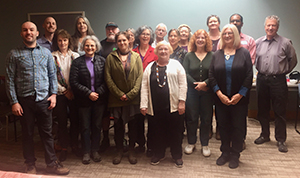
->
[219, 24, 240, 50]
[188, 29, 212, 52]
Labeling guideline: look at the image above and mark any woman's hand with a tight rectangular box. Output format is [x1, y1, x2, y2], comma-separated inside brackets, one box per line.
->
[194, 82, 209, 91]
[89, 92, 99, 101]
[229, 93, 243, 105]
[120, 94, 128, 101]
[63, 89, 74, 100]
[140, 108, 148, 116]
[216, 90, 231, 106]
[178, 100, 185, 115]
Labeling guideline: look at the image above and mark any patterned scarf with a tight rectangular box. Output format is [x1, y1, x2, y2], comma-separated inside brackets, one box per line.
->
[53, 53, 75, 88]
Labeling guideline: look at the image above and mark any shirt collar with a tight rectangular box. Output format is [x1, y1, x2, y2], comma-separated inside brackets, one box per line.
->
[262, 34, 279, 42]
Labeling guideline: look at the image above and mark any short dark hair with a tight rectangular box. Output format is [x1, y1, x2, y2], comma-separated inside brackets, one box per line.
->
[230, 13, 243, 23]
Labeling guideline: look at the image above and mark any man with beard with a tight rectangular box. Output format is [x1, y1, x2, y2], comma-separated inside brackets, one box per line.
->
[5, 21, 69, 175]
[99, 22, 120, 58]
[229, 13, 256, 64]
[37, 17, 57, 52]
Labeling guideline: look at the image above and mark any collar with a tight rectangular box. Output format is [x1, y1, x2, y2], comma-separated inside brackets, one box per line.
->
[262, 34, 279, 42]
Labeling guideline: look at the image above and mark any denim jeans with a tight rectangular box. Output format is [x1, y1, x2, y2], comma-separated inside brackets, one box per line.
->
[19, 95, 57, 166]
[79, 103, 106, 154]
[185, 88, 213, 146]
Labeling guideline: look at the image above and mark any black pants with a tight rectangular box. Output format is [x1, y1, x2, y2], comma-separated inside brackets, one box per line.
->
[18, 96, 57, 166]
[135, 113, 146, 147]
[215, 103, 247, 158]
[257, 73, 287, 142]
[150, 110, 184, 159]
[114, 115, 139, 150]
[53, 95, 79, 149]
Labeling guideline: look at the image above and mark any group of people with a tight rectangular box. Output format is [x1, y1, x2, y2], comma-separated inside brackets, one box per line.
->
[5, 12, 297, 175]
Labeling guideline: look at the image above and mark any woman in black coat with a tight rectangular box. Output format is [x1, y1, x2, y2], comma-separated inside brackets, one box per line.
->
[209, 24, 252, 169]
[70, 35, 108, 165]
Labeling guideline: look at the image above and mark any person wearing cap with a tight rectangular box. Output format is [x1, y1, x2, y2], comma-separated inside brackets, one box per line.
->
[99, 22, 120, 59]
[99, 22, 120, 152]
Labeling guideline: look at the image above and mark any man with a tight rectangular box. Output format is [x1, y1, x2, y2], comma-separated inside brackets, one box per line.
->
[230, 13, 256, 64]
[5, 21, 69, 175]
[254, 15, 297, 153]
[151, 23, 168, 48]
[37, 17, 57, 52]
[229, 13, 256, 150]
[99, 22, 119, 152]
[99, 22, 119, 59]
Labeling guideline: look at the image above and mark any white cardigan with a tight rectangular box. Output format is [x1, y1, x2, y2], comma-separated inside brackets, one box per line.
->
[140, 59, 187, 116]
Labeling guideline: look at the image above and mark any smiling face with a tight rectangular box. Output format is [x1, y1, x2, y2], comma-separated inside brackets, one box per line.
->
[106, 26, 119, 42]
[139, 29, 151, 45]
[84, 39, 96, 57]
[265, 19, 278, 40]
[20, 22, 39, 47]
[127, 31, 135, 44]
[208, 17, 220, 31]
[195, 32, 206, 50]
[43, 17, 57, 34]
[168, 30, 180, 47]
[179, 27, 189, 41]
[57, 35, 69, 52]
[157, 44, 170, 61]
[222, 28, 234, 46]
[77, 18, 88, 35]
[117, 34, 129, 53]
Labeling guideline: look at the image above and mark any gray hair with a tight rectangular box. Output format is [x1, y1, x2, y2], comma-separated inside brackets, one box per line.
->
[265, 15, 280, 28]
[80, 35, 101, 53]
[135, 25, 155, 45]
[126, 28, 136, 35]
[156, 23, 167, 32]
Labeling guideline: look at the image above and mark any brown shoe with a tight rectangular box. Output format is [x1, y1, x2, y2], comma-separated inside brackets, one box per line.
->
[46, 160, 70, 175]
[25, 164, 36, 174]
[113, 150, 123, 165]
[128, 149, 137, 164]
[216, 129, 221, 140]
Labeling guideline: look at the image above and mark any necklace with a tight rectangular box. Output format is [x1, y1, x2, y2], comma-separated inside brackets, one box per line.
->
[156, 63, 167, 88]
[224, 49, 235, 60]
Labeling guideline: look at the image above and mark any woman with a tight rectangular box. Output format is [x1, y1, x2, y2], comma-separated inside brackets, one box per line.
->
[52, 29, 80, 162]
[207, 15, 221, 52]
[183, 29, 213, 157]
[140, 41, 187, 168]
[69, 35, 108, 165]
[105, 31, 143, 165]
[209, 24, 252, 169]
[207, 15, 221, 139]
[71, 16, 95, 56]
[132, 25, 158, 156]
[126, 28, 137, 50]
[168, 29, 187, 64]
[178, 24, 192, 51]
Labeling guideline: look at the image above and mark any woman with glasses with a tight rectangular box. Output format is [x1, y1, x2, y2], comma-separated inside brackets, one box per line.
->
[209, 24, 252, 169]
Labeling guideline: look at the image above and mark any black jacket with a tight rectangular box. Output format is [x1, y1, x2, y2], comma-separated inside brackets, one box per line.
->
[209, 47, 253, 105]
[70, 54, 108, 107]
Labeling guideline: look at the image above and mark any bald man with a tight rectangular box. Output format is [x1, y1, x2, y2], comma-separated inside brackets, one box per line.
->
[37, 17, 57, 52]
[5, 21, 69, 175]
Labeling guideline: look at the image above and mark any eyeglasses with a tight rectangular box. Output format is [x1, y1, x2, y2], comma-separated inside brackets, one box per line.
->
[141, 33, 150, 37]
[230, 20, 241, 23]
[222, 32, 233, 36]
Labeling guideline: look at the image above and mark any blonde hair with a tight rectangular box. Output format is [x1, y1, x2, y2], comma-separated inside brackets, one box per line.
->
[219, 24, 240, 49]
[154, 41, 173, 55]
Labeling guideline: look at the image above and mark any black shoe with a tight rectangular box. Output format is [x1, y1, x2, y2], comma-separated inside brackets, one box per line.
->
[216, 153, 230, 166]
[135, 145, 146, 153]
[82, 153, 91, 165]
[277, 141, 288, 153]
[150, 156, 165, 165]
[59, 150, 67, 162]
[91, 151, 101, 162]
[254, 136, 270, 144]
[229, 156, 239, 169]
[146, 149, 153, 157]
[99, 139, 110, 153]
[113, 150, 123, 165]
[25, 163, 36, 174]
[174, 158, 183, 168]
